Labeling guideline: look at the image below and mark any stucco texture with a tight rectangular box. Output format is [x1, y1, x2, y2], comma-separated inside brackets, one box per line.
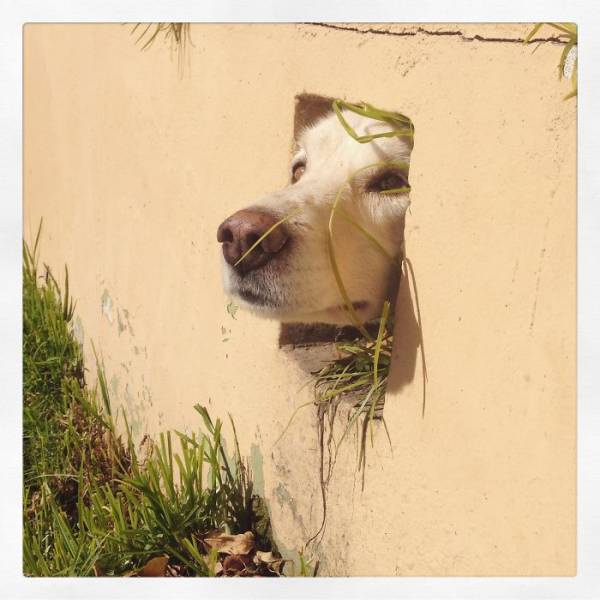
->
[24, 23, 576, 576]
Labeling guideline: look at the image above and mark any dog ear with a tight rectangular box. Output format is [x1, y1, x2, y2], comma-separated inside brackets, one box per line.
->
[293, 93, 335, 140]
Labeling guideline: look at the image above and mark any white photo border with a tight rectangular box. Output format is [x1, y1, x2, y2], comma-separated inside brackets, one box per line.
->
[1, 1, 598, 599]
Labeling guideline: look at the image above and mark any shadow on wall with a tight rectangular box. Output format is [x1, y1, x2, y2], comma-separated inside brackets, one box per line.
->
[387, 266, 420, 394]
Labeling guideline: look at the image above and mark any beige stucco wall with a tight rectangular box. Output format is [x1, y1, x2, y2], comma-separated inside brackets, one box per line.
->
[24, 23, 576, 576]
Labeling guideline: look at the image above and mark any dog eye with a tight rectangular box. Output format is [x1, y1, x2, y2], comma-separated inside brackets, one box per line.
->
[291, 163, 306, 184]
[367, 172, 409, 194]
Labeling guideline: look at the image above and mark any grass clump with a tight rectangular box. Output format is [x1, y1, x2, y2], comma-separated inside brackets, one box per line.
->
[23, 227, 284, 577]
[23, 226, 120, 524]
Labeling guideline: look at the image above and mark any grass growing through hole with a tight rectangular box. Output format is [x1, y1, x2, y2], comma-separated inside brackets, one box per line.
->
[23, 226, 289, 577]
[246, 99, 423, 457]
[260, 99, 426, 545]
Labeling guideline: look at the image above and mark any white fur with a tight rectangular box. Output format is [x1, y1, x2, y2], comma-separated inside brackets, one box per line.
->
[221, 109, 413, 324]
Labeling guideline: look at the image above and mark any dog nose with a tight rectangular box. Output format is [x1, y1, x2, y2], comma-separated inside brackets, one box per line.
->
[217, 209, 289, 274]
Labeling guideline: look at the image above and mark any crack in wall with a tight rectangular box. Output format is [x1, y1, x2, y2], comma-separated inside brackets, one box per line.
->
[305, 22, 568, 45]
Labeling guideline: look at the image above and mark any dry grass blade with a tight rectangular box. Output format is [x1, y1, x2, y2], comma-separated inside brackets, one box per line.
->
[327, 160, 409, 339]
[332, 99, 414, 143]
[130, 23, 192, 75]
[132, 23, 191, 52]
[523, 23, 544, 44]
[272, 400, 315, 447]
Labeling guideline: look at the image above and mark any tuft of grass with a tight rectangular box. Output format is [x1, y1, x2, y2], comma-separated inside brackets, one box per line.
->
[23, 222, 117, 508]
[255, 99, 419, 445]
[130, 23, 192, 75]
[525, 23, 577, 100]
[131, 23, 191, 52]
[23, 226, 281, 576]
[24, 410, 257, 576]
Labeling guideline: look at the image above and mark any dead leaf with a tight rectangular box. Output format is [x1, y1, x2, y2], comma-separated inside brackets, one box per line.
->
[165, 563, 185, 577]
[138, 555, 169, 577]
[253, 550, 285, 576]
[268, 559, 285, 575]
[255, 550, 275, 564]
[203, 531, 255, 555]
[222, 554, 253, 576]
[92, 562, 104, 577]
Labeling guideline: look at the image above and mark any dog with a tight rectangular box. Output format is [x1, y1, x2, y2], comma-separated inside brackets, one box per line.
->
[217, 102, 413, 326]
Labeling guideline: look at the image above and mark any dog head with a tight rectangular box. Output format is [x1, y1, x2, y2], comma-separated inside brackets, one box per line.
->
[217, 103, 413, 325]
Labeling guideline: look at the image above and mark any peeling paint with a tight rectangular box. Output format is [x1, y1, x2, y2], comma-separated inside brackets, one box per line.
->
[122, 308, 135, 336]
[109, 374, 119, 397]
[73, 316, 84, 346]
[101, 289, 114, 324]
[274, 482, 301, 525]
[563, 46, 577, 79]
[123, 383, 145, 438]
[250, 443, 265, 498]
[142, 385, 154, 408]
[117, 309, 127, 334]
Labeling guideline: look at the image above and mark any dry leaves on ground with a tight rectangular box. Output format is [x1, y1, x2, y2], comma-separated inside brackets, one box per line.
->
[94, 530, 285, 577]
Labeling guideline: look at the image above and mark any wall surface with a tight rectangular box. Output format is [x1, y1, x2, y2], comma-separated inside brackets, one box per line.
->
[24, 23, 576, 576]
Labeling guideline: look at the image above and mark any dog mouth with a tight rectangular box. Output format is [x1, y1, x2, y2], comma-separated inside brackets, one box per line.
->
[236, 281, 368, 317]
[230, 269, 282, 309]
[225, 259, 371, 318]
[237, 287, 276, 307]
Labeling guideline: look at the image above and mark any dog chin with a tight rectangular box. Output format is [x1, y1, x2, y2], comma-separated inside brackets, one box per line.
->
[225, 269, 280, 309]
[230, 285, 376, 325]
[224, 265, 379, 325]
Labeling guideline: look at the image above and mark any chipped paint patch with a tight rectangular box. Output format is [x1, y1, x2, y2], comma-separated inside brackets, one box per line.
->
[142, 385, 154, 408]
[226, 300, 238, 319]
[274, 482, 301, 524]
[73, 316, 85, 346]
[101, 289, 114, 324]
[123, 383, 146, 439]
[563, 45, 577, 79]
[117, 309, 127, 334]
[109, 374, 120, 397]
[221, 325, 232, 342]
[122, 308, 135, 336]
[250, 443, 265, 497]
